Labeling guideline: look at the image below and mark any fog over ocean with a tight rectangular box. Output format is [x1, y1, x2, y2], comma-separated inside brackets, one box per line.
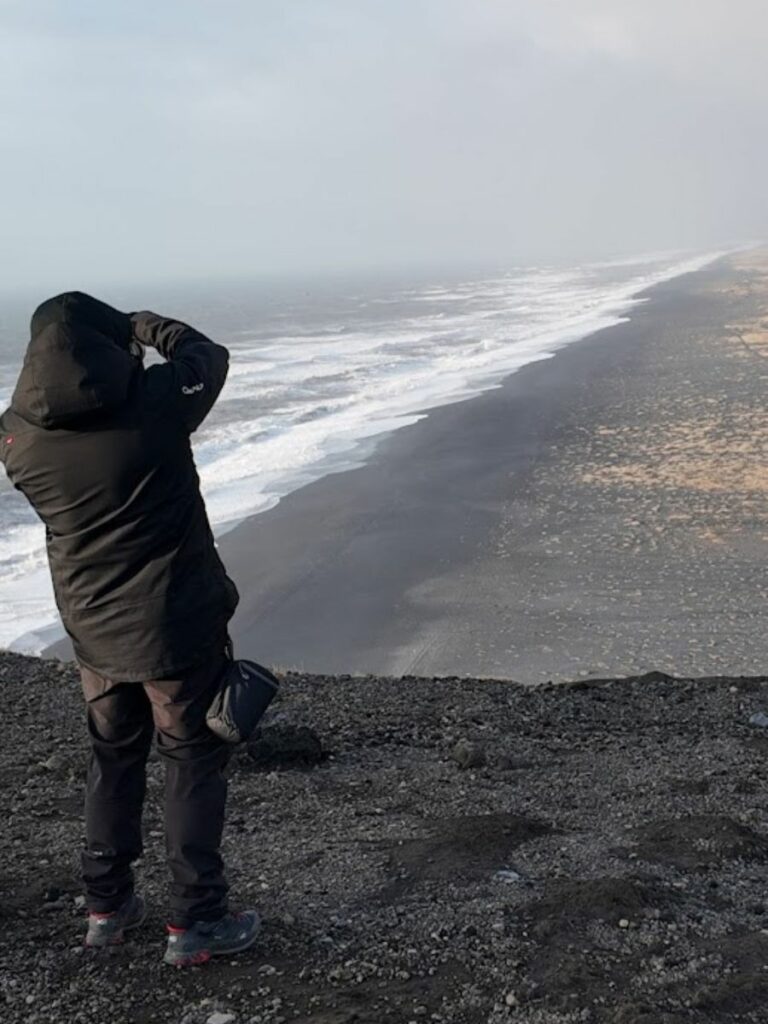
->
[0, 249, 723, 652]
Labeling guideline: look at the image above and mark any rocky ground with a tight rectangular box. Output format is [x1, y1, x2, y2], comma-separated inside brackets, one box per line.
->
[3, 652, 768, 1023]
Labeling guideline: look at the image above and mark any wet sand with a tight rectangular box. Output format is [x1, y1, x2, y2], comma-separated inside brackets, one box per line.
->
[214, 253, 768, 682]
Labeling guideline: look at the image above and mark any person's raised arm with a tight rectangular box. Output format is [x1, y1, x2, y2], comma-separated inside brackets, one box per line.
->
[131, 312, 229, 432]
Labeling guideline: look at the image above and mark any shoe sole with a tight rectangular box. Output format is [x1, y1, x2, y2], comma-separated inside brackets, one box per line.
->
[164, 950, 212, 967]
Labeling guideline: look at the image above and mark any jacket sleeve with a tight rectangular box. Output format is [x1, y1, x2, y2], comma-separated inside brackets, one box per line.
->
[131, 312, 229, 433]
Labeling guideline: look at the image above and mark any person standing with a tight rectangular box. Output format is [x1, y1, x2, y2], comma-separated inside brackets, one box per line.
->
[0, 291, 259, 966]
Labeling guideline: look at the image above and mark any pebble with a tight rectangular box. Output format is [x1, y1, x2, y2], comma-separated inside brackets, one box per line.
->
[247, 723, 323, 767]
[493, 869, 523, 884]
[505, 992, 519, 1007]
[749, 712, 768, 728]
[207, 1013, 236, 1024]
[618, 918, 630, 929]
[450, 740, 485, 769]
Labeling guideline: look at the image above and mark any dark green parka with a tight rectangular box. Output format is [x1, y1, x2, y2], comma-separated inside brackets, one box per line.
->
[0, 291, 238, 679]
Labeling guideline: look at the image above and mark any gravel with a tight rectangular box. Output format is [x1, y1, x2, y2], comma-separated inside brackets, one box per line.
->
[1, 651, 768, 1022]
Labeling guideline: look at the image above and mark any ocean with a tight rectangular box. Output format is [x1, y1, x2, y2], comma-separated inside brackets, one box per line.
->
[0, 249, 723, 653]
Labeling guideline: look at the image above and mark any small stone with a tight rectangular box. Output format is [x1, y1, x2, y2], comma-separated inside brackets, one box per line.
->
[493, 869, 523, 884]
[207, 1013, 236, 1024]
[749, 712, 768, 728]
[74, 895, 86, 909]
[247, 724, 323, 768]
[505, 992, 519, 1007]
[450, 740, 485, 770]
[618, 918, 630, 929]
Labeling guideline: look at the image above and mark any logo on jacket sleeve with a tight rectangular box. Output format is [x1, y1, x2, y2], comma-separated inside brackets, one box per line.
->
[181, 383, 205, 395]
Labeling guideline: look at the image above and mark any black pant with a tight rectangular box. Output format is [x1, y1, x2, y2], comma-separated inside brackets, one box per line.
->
[79, 646, 231, 928]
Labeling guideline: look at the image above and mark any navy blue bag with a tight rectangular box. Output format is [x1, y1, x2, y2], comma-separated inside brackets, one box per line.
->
[206, 655, 280, 744]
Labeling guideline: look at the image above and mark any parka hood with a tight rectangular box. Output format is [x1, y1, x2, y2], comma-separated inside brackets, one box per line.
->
[11, 292, 137, 429]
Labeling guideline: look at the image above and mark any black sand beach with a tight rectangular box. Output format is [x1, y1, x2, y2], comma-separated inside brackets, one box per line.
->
[4, 651, 768, 1023]
[44, 254, 768, 682]
[9, 257, 768, 1019]
[211, 253, 768, 682]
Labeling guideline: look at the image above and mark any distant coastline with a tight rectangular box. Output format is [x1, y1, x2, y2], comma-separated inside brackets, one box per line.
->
[4, 250, 724, 659]
[41, 251, 768, 680]
[201, 251, 768, 682]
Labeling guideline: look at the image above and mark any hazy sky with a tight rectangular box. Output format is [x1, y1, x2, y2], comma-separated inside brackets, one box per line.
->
[1, 0, 766, 289]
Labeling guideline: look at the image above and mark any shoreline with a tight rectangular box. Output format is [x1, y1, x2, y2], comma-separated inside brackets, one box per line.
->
[32, 252, 722, 665]
[43, 253, 768, 682]
[213, 253, 768, 681]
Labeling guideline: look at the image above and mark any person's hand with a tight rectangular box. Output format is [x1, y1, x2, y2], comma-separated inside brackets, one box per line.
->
[128, 339, 146, 362]
[128, 311, 165, 352]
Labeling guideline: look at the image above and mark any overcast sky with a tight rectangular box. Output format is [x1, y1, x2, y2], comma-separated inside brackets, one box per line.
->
[1, 0, 766, 290]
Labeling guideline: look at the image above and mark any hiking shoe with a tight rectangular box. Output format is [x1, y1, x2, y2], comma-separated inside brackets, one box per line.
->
[84, 893, 147, 948]
[163, 910, 261, 967]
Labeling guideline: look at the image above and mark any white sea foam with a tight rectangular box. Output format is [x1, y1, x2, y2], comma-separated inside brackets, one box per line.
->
[0, 249, 725, 652]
